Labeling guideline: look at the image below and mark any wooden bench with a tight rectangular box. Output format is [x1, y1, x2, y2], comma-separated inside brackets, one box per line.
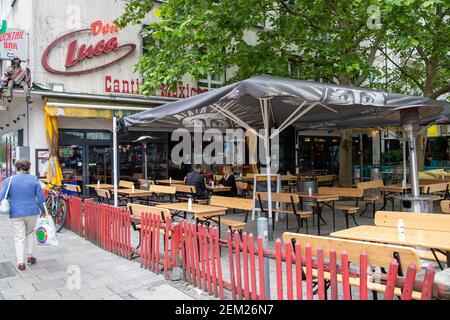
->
[198, 196, 253, 234]
[375, 210, 450, 266]
[256, 192, 312, 233]
[146, 185, 176, 205]
[63, 183, 94, 200]
[319, 187, 363, 228]
[95, 188, 113, 205]
[441, 200, 450, 214]
[236, 181, 249, 198]
[127, 203, 172, 259]
[282, 232, 422, 299]
[119, 180, 135, 189]
[138, 179, 154, 189]
[174, 184, 209, 204]
[316, 174, 337, 187]
[357, 179, 384, 218]
[423, 182, 449, 206]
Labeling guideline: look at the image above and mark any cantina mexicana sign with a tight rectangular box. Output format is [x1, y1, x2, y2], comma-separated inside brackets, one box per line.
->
[41, 20, 136, 75]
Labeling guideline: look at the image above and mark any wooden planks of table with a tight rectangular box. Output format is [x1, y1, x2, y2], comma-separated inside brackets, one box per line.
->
[331, 225, 450, 266]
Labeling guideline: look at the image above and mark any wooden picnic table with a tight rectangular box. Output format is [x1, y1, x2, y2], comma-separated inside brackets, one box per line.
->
[156, 179, 185, 185]
[85, 184, 114, 190]
[111, 189, 154, 205]
[297, 192, 340, 235]
[156, 202, 226, 233]
[206, 185, 232, 192]
[331, 225, 450, 266]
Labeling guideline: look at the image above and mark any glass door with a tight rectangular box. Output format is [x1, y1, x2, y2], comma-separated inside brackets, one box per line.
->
[87, 145, 113, 185]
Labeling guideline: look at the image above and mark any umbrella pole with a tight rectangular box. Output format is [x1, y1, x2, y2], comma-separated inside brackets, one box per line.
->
[113, 117, 119, 207]
[403, 137, 407, 187]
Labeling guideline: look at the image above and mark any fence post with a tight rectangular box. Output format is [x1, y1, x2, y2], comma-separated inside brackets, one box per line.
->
[257, 217, 270, 298]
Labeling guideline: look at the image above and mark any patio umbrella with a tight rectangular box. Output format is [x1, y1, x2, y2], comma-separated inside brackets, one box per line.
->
[124, 75, 450, 233]
[44, 107, 63, 187]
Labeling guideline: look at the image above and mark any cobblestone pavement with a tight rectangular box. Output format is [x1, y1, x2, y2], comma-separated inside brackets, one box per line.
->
[0, 214, 216, 300]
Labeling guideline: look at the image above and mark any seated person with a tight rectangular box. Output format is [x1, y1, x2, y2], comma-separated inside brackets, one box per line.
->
[185, 164, 209, 198]
[218, 166, 237, 197]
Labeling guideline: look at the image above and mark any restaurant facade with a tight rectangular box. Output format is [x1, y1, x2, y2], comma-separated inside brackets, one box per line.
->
[2, 0, 440, 190]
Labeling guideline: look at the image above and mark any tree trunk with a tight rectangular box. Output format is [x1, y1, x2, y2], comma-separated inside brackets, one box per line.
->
[339, 128, 353, 187]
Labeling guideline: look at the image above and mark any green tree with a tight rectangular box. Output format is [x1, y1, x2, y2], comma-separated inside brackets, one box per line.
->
[117, 0, 449, 185]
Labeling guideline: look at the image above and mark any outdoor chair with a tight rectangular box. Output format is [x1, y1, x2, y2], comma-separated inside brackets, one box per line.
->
[316, 174, 337, 187]
[441, 200, 450, 213]
[63, 183, 94, 201]
[138, 179, 155, 190]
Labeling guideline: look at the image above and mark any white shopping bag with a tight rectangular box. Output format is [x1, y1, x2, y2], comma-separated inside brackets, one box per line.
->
[35, 213, 58, 246]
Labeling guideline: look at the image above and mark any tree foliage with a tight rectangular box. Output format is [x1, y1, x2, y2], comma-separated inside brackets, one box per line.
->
[117, 0, 448, 99]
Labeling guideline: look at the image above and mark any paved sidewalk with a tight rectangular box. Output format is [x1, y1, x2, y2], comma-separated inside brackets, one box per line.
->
[0, 214, 215, 300]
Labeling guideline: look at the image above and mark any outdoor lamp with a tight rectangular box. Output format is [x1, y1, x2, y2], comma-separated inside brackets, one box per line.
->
[133, 135, 156, 189]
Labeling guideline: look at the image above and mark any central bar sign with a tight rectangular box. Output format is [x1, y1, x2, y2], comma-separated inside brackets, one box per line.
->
[41, 20, 136, 75]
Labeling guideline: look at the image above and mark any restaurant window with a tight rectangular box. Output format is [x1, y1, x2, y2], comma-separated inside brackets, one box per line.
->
[86, 132, 112, 140]
[60, 131, 84, 140]
[198, 73, 224, 90]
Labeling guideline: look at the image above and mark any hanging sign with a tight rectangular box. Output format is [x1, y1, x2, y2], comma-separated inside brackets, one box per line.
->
[42, 20, 136, 75]
[0, 28, 29, 61]
[59, 147, 74, 158]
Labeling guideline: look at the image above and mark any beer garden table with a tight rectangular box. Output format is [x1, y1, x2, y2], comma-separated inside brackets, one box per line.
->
[298, 192, 340, 235]
[331, 225, 450, 267]
[156, 202, 227, 234]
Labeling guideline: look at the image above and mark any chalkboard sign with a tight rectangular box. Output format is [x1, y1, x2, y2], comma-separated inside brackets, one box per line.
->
[59, 147, 74, 158]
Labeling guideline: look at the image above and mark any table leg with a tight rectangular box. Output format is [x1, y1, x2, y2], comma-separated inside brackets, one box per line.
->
[332, 201, 335, 231]
[447, 251, 450, 269]
[317, 207, 322, 236]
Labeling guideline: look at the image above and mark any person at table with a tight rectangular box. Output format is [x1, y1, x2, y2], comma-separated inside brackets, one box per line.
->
[185, 165, 209, 198]
[218, 166, 237, 197]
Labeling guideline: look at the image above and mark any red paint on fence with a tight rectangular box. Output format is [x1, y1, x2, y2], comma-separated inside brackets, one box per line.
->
[401, 264, 416, 300]
[384, 259, 399, 300]
[421, 264, 435, 300]
[341, 251, 351, 300]
[329, 249, 338, 300]
[317, 248, 326, 300]
[285, 242, 293, 300]
[234, 232, 243, 300]
[305, 244, 313, 300]
[275, 240, 283, 300]
[242, 232, 250, 300]
[294, 243, 302, 300]
[227, 231, 237, 300]
[359, 251, 368, 300]
[257, 237, 265, 300]
[249, 234, 257, 300]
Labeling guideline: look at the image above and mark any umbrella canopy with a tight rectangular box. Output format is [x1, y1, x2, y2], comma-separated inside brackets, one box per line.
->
[125, 75, 450, 131]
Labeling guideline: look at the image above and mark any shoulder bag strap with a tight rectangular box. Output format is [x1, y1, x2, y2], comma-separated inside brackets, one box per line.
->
[4, 175, 13, 199]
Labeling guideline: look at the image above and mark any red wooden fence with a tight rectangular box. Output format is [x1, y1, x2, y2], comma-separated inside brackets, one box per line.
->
[65, 198, 436, 300]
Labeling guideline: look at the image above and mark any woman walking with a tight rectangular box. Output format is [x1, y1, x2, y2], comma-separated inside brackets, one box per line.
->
[0, 158, 45, 271]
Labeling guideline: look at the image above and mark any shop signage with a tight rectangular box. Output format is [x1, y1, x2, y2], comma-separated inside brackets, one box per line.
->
[105, 74, 209, 98]
[42, 20, 136, 75]
[59, 147, 74, 158]
[0, 20, 7, 34]
[0, 28, 29, 61]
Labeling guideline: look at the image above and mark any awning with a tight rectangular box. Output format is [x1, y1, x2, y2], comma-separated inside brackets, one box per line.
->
[44, 98, 155, 119]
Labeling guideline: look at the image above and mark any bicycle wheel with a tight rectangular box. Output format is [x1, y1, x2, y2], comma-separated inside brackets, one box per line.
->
[51, 198, 67, 233]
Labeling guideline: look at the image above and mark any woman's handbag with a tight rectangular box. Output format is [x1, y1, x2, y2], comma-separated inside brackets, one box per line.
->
[0, 176, 13, 215]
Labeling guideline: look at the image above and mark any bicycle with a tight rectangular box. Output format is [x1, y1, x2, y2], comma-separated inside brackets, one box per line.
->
[40, 180, 68, 233]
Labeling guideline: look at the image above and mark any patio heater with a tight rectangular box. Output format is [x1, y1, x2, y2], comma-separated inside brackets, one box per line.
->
[396, 108, 437, 212]
[133, 135, 156, 189]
